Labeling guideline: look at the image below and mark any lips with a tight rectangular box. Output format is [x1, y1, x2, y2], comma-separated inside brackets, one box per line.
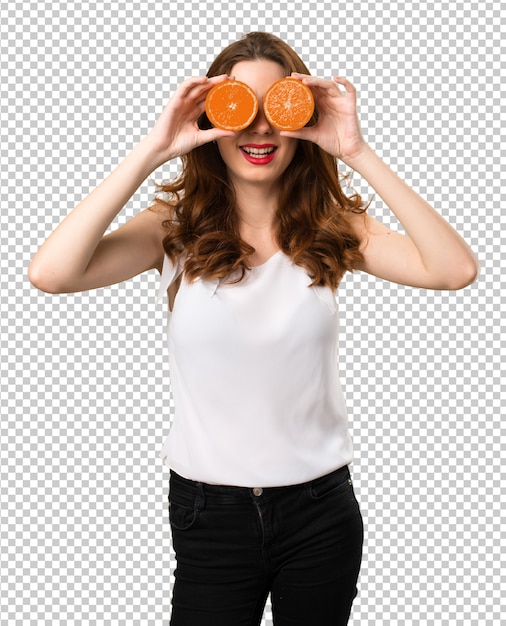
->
[240, 144, 278, 164]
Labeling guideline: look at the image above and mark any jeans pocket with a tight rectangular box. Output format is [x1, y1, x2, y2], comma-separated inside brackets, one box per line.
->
[309, 467, 353, 500]
[169, 500, 200, 531]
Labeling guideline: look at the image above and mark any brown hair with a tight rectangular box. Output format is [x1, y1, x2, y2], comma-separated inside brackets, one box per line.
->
[151, 31, 367, 289]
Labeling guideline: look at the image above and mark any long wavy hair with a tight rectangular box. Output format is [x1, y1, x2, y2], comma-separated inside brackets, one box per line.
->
[151, 31, 367, 289]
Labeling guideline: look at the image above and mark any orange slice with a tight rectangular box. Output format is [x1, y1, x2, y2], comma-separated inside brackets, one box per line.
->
[263, 77, 315, 131]
[205, 79, 259, 131]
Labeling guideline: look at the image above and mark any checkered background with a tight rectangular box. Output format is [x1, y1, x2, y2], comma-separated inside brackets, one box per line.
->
[1, 1, 504, 624]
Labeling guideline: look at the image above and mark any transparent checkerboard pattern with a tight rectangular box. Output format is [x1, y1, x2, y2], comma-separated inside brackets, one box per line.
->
[1, 1, 504, 624]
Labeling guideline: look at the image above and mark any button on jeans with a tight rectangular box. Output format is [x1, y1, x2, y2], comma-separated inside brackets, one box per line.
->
[168, 465, 363, 626]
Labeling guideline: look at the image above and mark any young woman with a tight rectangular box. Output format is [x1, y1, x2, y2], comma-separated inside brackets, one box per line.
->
[29, 32, 479, 626]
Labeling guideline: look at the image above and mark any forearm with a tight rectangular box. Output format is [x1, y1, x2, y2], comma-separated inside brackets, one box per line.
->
[346, 144, 480, 284]
[29, 137, 162, 290]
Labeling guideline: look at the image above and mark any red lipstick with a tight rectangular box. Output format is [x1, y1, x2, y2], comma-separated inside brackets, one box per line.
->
[240, 144, 278, 165]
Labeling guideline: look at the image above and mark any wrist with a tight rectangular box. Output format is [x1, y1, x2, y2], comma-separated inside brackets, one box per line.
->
[340, 142, 375, 172]
[136, 135, 175, 171]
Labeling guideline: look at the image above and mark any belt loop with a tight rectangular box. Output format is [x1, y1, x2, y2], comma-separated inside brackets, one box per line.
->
[196, 481, 206, 512]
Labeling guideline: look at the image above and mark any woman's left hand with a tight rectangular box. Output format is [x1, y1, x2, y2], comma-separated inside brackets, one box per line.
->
[281, 74, 367, 165]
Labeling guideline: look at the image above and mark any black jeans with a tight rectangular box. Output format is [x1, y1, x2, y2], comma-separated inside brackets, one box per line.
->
[168, 465, 363, 625]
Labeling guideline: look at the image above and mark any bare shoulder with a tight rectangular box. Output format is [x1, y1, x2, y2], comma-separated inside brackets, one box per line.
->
[134, 203, 173, 272]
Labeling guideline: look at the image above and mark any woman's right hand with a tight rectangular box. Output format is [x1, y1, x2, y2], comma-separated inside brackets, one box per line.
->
[145, 74, 236, 166]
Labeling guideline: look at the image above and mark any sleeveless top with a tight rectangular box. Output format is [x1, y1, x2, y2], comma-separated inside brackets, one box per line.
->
[157, 250, 353, 487]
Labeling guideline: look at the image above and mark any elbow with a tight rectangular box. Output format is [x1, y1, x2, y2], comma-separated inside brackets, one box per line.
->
[443, 258, 481, 291]
[28, 260, 69, 294]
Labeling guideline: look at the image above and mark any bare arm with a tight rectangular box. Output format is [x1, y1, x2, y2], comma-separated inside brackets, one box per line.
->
[28, 75, 234, 294]
[284, 74, 480, 290]
[28, 142, 165, 293]
[347, 145, 480, 290]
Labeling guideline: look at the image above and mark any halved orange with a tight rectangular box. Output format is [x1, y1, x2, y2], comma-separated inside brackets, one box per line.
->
[263, 77, 315, 131]
[205, 79, 259, 131]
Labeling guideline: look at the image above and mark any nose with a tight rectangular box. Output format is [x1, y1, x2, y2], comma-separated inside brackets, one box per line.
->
[249, 102, 273, 134]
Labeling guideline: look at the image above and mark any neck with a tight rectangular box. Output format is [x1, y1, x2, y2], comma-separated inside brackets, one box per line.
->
[231, 183, 280, 260]
[234, 181, 279, 231]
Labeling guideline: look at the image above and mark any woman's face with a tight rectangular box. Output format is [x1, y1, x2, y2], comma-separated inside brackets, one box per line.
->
[215, 59, 298, 193]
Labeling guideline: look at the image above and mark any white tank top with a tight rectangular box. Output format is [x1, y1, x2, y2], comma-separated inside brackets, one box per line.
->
[157, 250, 353, 487]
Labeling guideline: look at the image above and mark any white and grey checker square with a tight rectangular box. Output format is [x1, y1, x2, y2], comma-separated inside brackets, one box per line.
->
[1, 1, 504, 625]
